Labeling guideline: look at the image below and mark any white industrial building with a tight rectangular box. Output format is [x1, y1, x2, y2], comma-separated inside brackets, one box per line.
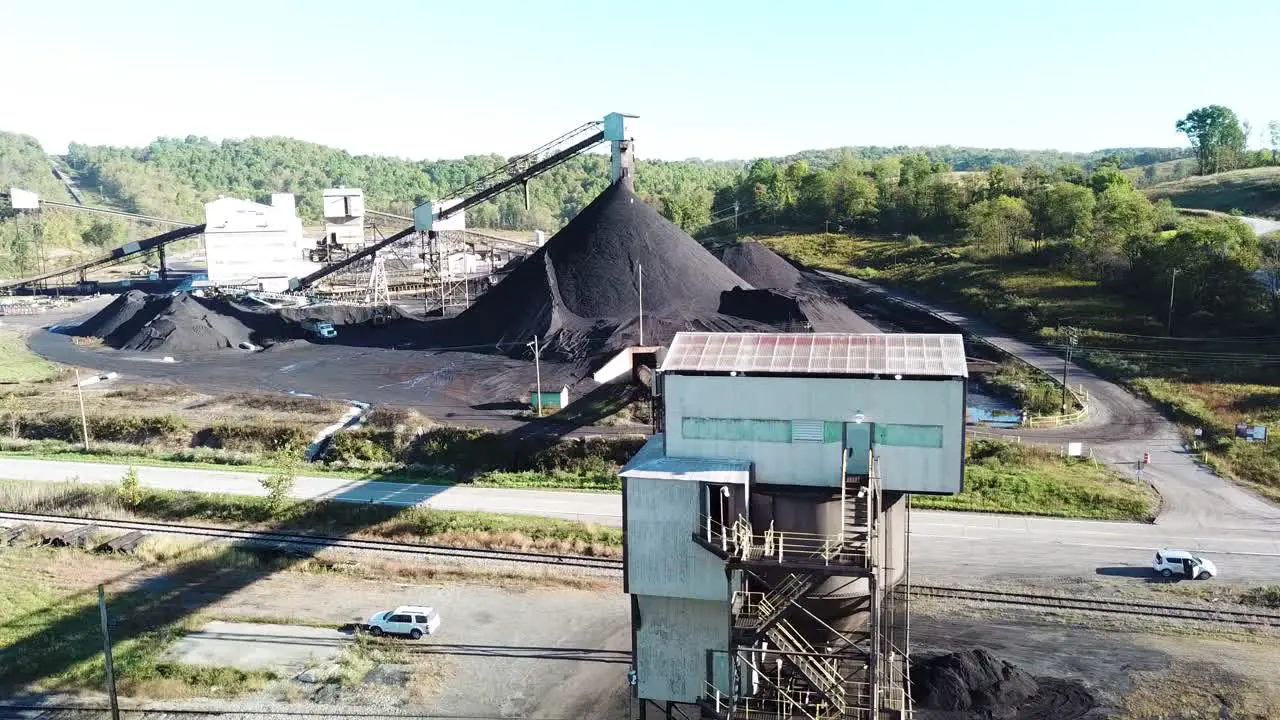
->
[203, 194, 318, 292]
[322, 187, 366, 248]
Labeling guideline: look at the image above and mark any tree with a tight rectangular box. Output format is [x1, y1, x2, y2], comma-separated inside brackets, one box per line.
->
[1269, 120, 1280, 162]
[1176, 105, 1248, 175]
[1094, 185, 1155, 262]
[119, 465, 142, 508]
[1, 394, 21, 439]
[1088, 165, 1133, 194]
[261, 451, 300, 514]
[1034, 182, 1096, 240]
[965, 196, 1032, 254]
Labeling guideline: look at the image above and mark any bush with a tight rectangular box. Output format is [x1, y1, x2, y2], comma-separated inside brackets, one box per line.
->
[119, 466, 142, 508]
[195, 422, 311, 454]
[260, 452, 299, 514]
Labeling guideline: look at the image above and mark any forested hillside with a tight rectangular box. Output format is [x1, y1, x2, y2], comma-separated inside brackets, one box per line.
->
[0, 128, 1196, 280]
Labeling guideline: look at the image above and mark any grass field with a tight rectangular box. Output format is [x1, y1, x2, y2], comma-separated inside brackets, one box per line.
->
[0, 480, 623, 556]
[913, 440, 1157, 520]
[0, 331, 60, 384]
[763, 231, 1280, 496]
[0, 566, 275, 695]
[1144, 166, 1280, 218]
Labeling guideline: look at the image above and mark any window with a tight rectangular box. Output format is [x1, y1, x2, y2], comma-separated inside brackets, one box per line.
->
[683, 417, 791, 443]
[389, 614, 412, 623]
[874, 423, 944, 448]
[414, 616, 428, 624]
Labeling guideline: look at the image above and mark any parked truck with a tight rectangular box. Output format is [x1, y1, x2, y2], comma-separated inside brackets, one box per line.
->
[302, 318, 337, 339]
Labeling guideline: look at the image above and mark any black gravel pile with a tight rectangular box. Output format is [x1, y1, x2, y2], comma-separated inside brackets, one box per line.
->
[75, 290, 151, 338]
[107, 293, 257, 352]
[715, 241, 805, 289]
[912, 649, 1097, 720]
[451, 183, 759, 364]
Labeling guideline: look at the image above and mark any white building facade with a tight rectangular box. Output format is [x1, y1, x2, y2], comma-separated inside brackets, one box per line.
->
[203, 195, 315, 292]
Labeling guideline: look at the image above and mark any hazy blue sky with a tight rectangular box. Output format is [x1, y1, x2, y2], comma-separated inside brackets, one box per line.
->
[2, 0, 1276, 161]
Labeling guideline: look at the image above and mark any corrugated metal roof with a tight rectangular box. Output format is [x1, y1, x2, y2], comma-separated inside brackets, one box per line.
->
[620, 434, 751, 485]
[659, 332, 967, 378]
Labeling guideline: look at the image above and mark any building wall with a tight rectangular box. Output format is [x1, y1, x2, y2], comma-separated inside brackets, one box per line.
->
[625, 477, 731, 601]
[634, 595, 730, 703]
[204, 197, 310, 288]
[663, 374, 964, 494]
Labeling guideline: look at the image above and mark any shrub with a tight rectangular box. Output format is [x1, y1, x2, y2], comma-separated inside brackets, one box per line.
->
[260, 452, 299, 514]
[119, 466, 142, 508]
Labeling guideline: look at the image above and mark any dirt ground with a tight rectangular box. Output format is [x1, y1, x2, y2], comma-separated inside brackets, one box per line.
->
[0, 547, 629, 718]
[4, 543, 1279, 719]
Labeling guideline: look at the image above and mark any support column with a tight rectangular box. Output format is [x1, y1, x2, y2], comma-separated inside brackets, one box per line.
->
[158, 245, 168, 284]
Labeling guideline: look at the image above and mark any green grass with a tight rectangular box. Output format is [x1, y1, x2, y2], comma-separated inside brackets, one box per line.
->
[763, 231, 1280, 493]
[0, 439, 618, 492]
[1130, 378, 1280, 501]
[1144, 166, 1280, 218]
[0, 332, 60, 384]
[0, 571, 274, 696]
[913, 440, 1157, 520]
[1238, 586, 1280, 609]
[0, 480, 623, 555]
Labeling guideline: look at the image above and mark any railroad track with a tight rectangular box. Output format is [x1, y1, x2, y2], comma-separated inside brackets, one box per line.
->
[0, 511, 625, 571]
[908, 584, 1280, 628]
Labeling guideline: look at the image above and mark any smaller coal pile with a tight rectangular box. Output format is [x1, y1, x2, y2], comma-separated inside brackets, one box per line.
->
[81, 292, 259, 352]
[715, 242, 880, 333]
[911, 649, 1097, 720]
[715, 241, 806, 290]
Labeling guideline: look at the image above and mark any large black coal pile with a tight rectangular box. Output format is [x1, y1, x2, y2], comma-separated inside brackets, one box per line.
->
[715, 241, 805, 290]
[451, 183, 760, 363]
[912, 649, 1097, 720]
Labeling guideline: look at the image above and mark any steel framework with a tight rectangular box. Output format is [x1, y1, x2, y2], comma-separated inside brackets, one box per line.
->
[694, 451, 913, 720]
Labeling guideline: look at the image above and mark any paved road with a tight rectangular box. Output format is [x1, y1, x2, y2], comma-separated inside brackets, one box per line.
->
[6, 458, 1280, 582]
[819, 270, 1280, 532]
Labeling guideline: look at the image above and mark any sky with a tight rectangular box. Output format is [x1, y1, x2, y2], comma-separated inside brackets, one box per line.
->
[1, 0, 1278, 162]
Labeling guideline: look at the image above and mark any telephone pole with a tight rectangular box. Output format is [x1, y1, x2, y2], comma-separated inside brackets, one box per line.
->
[98, 585, 120, 720]
[527, 335, 543, 417]
[1061, 327, 1079, 414]
[1166, 268, 1180, 335]
[637, 263, 644, 346]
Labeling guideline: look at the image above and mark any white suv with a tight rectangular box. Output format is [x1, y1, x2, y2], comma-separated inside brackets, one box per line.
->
[1153, 549, 1218, 580]
[365, 606, 442, 639]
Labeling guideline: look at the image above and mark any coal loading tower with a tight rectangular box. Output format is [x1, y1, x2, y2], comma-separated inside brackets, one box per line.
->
[621, 332, 968, 720]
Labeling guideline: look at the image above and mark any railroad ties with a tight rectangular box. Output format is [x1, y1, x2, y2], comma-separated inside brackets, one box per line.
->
[1, 523, 150, 556]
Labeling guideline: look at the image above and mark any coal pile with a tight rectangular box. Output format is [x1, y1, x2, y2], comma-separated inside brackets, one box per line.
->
[715, 241, 805, 290]
[451, 183, 761, 363]
[95, 292, 257, 352]
[713, 242, 880, 333]
[74, 290, 152, 338]
[912, 649, 1097, 720]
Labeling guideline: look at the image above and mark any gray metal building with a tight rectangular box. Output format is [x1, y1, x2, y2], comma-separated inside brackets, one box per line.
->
[621, 332, 968, 720]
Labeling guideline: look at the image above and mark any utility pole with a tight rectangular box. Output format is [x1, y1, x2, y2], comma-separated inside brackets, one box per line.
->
[733, 200, 739, 230]
[637, 263, 644, 346]
[74, 369, 90, 451]
[527, 336, 543, 417]
[1060, 327, 1079, 414]
[1166, 268, 1180, 335]
[98, 584, 120, 720]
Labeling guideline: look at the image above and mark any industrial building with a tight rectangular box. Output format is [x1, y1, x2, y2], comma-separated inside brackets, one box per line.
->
[621, 332, 968, 720]
[203, 193, 316, 292]
[322, 187, 366, 248]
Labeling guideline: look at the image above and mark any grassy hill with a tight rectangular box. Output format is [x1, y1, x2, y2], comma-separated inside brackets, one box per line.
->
[1144, 167, 1280, 218]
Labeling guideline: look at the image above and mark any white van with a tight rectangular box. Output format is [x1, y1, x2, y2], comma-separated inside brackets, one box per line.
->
[365, 605, 442, 639]
[1153, 549, 1218, 580]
